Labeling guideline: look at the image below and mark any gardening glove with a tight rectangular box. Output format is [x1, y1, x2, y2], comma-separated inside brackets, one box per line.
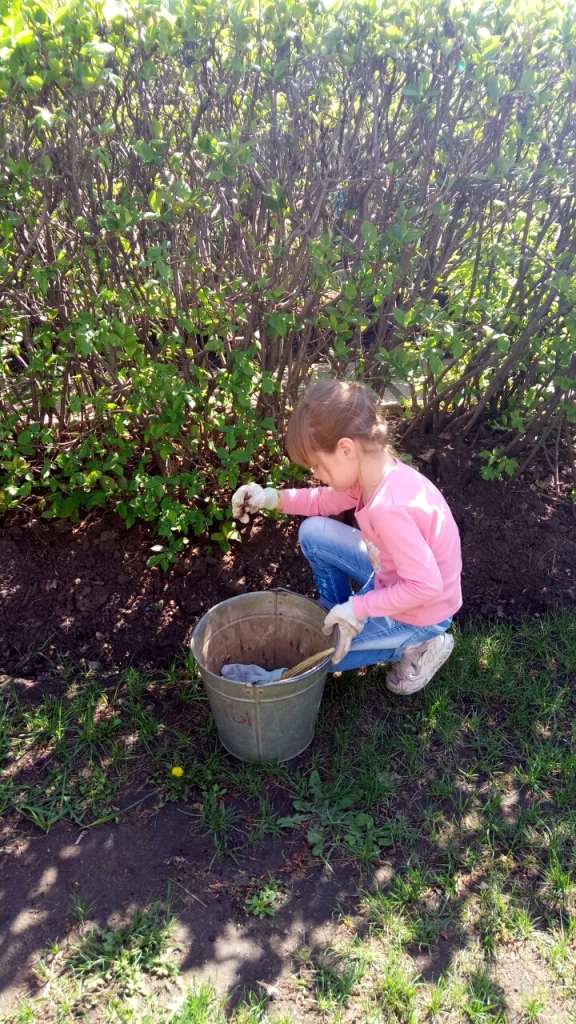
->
[232, 483, 278, 523]
[322, 598, 365, 665]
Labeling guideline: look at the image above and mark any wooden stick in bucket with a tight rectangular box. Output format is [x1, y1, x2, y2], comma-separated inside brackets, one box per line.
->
[281, 647, 335, 680]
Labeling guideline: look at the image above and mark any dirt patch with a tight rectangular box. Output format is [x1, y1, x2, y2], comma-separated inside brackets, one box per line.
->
[405, 431, 576, 620]
[1, 432, 575, 675]
[0, 513, 315, 675]
[0, 805, 361, 1013]
[495, 948, 572, 1024]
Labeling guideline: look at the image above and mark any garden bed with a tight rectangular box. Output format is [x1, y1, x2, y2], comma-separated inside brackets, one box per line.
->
[0, 435, 574, 678]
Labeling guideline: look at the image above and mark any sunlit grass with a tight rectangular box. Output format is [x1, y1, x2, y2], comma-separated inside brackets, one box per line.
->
[2, 612, 576, 1020]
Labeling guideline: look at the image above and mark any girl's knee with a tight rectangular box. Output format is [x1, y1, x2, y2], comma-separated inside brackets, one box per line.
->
[298, 516, 324, 552]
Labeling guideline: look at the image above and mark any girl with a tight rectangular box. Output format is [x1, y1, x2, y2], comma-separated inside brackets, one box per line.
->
[232, 379, 462, 695]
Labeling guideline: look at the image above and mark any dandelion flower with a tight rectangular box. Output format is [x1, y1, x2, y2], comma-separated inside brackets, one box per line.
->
[171, 766, 184, 777]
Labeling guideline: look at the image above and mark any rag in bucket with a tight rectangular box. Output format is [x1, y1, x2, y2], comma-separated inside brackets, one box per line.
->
[220, 664, 287, 684]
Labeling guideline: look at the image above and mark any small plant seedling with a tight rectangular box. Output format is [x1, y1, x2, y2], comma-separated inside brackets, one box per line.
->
[69, 891, 96, 925]
[243, 876, 286, 919]
[523, 991, 547, 1021]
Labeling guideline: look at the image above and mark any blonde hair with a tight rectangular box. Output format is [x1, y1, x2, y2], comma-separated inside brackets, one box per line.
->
[286, 379, 389, 467]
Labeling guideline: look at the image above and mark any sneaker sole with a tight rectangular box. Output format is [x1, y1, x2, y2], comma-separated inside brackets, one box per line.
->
[386, 634, 454, 695]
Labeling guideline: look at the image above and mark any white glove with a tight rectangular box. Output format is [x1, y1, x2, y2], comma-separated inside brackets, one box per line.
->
[322, 598, 365, 665]
[232, 483, 278, 523]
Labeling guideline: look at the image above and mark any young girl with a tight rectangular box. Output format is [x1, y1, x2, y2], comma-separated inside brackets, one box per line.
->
[232, 379, 462, 695]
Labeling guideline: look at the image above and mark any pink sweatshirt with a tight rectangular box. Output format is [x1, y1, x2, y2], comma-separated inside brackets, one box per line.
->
[280, 459, 462, 626]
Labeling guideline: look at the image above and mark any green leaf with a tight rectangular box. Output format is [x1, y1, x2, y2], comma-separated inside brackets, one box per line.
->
[15, 28, 35, 46]
[197, 134, 216, 155]
[141, 59, 157, 79]
[134, 141, 155, 162]
[518, 69, 535, 91]
[148, 190, 162, 214]
[486, 74, 500, 102]
[26, 74, 43, 92]
[361, 221, 377, 245]
[221, 161, 237, 178]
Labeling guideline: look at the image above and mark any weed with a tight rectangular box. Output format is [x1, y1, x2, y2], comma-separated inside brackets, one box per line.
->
[278, 768, 393, 863]
[522, 990, 547, 1022]
[168, 983, 222, 1023]
[249, 796, 284, 842]
[229, 991, 270, 1023]
[66, 902, 179, 995]
[2, 1005, 36, 1024]
[195, 783, 245, 864]
[243, 877, 286, 919]
[315, 953, 365, 1011]
[373, 957, 419, 1022]
[69, 891, 96, 925]
[464, 968, 507, 1023]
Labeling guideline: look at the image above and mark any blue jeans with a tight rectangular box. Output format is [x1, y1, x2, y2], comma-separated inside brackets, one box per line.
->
[299, 516, 451, 673]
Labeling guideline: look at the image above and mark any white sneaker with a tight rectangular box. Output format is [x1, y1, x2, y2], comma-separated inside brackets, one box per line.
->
[386, 632, 454, 695]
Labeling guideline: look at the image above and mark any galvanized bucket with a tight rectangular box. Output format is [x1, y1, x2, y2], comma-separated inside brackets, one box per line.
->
[190, 589, 336, 762]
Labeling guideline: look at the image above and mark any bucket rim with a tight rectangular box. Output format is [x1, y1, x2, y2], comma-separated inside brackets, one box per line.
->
[190, 589, 337, 684]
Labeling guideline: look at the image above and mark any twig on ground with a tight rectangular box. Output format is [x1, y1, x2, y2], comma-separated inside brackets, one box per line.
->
[169, 878, 208, 908]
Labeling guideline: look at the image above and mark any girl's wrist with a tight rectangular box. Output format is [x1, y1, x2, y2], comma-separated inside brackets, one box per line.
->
[349, 595, 364, 622]
[276, 490, 285, 512]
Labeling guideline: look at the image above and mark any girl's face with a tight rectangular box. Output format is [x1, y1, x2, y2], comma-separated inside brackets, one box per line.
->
[310, 439, 360, 491]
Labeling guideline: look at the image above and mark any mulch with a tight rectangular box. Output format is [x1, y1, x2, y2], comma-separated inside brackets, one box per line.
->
[1, 428, 575, 676]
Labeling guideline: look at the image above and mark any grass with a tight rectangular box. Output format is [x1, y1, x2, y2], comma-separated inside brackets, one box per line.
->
[2, 611, 576, 1021]
[7, 976, 293, 1024]
[64, 901, 180, 992]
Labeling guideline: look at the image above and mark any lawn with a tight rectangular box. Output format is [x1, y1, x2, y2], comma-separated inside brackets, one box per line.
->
[1, 613, 576, 1023]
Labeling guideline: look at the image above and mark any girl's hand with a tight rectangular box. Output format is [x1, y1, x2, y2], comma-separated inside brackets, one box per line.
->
[232, 483, 279, 523]
[322, 599, 365, 664]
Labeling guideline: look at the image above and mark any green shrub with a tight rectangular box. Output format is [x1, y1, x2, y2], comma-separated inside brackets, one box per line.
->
[1, 0, 576, 547]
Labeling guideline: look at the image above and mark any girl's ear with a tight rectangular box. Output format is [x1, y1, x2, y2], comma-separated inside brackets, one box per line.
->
[337, 437, 357, 459]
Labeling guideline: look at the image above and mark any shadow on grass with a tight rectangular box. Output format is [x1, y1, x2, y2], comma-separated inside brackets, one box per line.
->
[1, 611, 576, 1018]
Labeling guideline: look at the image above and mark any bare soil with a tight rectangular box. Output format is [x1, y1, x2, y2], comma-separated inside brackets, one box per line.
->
[0, 796, 362, 1015]
[1, 432, 575, 678]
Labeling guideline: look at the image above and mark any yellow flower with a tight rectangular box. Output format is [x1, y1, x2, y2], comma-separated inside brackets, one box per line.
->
[171, 766, 184, 777]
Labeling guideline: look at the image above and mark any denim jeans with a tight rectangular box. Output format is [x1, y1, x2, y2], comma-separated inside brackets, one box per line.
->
[299, 516, 451, 672]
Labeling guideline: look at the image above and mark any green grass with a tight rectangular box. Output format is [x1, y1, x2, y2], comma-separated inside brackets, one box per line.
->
[3, 612, 576, 1021]
[6, 977, 293, 1024]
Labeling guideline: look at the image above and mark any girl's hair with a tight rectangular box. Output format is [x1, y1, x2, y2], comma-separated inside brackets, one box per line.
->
[286, 379, 389, 467]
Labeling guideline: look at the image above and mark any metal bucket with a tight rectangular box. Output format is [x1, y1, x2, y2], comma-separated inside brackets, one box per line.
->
[190, 589, 336, 762]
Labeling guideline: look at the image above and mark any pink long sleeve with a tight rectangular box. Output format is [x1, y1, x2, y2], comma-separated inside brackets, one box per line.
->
[280, 461, 462, 628]
[279, 484, 360, 518]
[351, 506, 445, 620]
[350, 463, 462, 625]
